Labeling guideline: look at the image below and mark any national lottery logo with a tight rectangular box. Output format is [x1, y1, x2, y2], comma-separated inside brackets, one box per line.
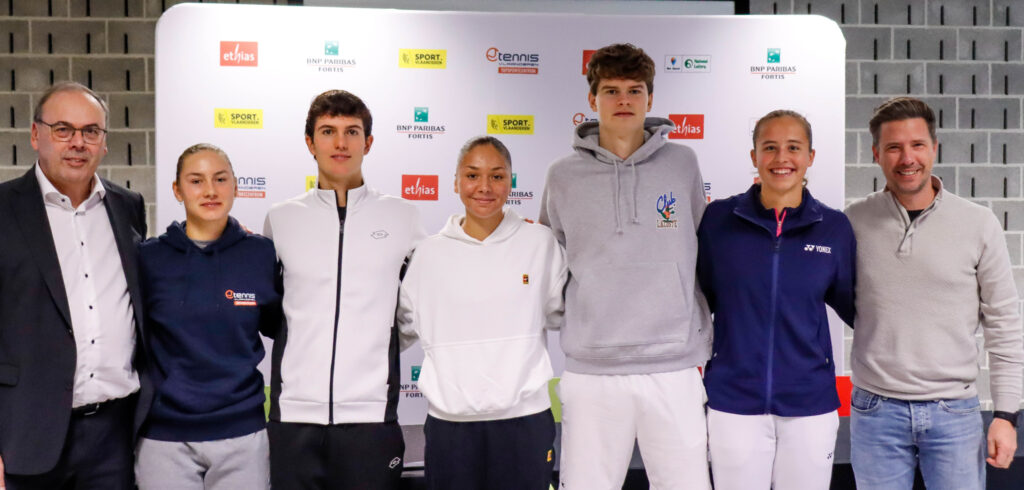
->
[665, 55, 711, 73]
[656, 192, 679, 229]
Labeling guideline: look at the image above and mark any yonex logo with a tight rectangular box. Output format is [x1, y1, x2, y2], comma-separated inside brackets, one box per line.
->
[804, 244, 832, 254]
[389, 457, 401, 469]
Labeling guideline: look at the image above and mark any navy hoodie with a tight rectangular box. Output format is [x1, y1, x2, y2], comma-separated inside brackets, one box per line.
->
[697, 184, 855, 417]
[138, 217, 281, 441]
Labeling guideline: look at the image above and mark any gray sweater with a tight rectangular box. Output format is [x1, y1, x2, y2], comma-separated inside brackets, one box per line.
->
[539, 118, 712, 375]
[845, 177, 1023, 412]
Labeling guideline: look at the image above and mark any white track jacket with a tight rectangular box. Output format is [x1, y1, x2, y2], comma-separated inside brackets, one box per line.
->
[264, 185, 425, 425]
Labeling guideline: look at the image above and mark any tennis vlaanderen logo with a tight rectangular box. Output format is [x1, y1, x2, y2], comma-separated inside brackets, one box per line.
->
[225, 289, 257, 306]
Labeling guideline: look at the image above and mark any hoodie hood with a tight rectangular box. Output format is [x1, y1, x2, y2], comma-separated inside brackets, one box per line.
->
[572, 117, 675, 165]
[161, 216, 248, 253]
[572, 117, 675, 233]
[440, 207, 524, 245]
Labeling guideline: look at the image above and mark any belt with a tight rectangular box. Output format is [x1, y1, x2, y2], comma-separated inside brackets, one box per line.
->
[71, 396, 125, 417]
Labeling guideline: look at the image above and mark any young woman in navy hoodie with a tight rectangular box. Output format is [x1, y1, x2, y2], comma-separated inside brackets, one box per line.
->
[134, 144, 280, 490]
[696, 111, 856, 490]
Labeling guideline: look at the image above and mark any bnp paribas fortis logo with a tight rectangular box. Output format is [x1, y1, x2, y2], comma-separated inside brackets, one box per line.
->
[487, 115, 534, 135]
[214, 109, 262, 129]
[751, 48, 796, 80]
[307, 40, 356, 73]
[399, 49, 446, 69]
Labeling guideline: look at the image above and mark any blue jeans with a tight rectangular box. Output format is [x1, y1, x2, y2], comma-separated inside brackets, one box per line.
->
[849, 386, 985, 490]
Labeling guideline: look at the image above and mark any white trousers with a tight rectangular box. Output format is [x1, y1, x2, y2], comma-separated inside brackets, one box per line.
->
[557, 368, 711, 490]
[707, 408, 838, 490]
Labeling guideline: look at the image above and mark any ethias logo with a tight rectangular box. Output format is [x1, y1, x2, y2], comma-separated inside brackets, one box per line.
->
[402, 175, 439, 201]
[668, 114, 704, 140]
[220, 41, 258, 67]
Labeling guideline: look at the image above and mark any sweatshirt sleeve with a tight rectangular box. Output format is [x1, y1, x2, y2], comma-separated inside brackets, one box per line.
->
[262, 211, 275, 241]
[825, 216, 857, 328]
[686, 149, 708, 231]
[539, 165, 566, 247]
[396, 256, 419, 352]
[259, 258, 285, 339]
[544, 235, 568, 331]
[977, 214, 1024, 413]
[695, 211, 716, 315]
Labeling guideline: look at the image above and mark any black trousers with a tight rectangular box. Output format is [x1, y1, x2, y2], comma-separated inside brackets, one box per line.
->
[424, 409, 556, 490]
[268, 420, 405, 490]
[4, 395, 136, 490]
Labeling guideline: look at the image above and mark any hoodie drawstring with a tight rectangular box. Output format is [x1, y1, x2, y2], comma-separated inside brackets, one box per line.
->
[612, 160, 641, 234]
[613, 160, 623, 234]
[630, 160, 639, 224]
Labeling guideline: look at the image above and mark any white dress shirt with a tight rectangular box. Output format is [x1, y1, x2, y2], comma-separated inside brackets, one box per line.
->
[35, 163, 139, 407]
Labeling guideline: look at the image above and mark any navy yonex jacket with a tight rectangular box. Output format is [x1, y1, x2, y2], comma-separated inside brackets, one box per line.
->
[697, 184, 855, 417]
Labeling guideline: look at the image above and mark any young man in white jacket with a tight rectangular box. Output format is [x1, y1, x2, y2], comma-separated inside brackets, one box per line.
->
[398, 136, 568, 490]
[263, 90, 426, 489]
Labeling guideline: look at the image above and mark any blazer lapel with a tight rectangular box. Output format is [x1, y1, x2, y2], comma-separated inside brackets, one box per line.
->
[11, 171, 73, 330]
[102, 185, 144, 335]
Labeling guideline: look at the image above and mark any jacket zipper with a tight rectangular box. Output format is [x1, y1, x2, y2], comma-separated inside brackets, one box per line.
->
[765, 236, 781, 414]
[327, 197, 345, 424]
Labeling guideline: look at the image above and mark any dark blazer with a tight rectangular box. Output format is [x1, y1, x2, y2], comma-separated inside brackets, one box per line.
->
[0, 168, 152, 475]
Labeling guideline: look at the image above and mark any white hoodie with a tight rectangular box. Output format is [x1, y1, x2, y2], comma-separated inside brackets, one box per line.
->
[398, 208, 568, 422]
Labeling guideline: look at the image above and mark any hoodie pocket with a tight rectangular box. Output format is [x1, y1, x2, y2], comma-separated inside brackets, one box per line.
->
[575, 263, 689, 348]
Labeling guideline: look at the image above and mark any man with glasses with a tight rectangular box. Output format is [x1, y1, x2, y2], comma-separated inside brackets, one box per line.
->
[0, 81, 150, 489]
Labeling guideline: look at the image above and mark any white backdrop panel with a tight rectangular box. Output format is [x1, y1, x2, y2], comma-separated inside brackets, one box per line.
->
[155, 4, 846, 425]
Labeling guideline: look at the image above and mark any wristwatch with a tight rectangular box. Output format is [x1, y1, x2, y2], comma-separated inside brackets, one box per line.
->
[993, 410, 1019, 428]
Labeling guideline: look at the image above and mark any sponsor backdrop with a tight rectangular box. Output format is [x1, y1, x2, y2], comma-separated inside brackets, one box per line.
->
[155, 4, 846, 424]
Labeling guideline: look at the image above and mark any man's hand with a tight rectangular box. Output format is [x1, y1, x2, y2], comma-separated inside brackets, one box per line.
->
[1, 453, 6, 489]
[987, 418, 1017, 468]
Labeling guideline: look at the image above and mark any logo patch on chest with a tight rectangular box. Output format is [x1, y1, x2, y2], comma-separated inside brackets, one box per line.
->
[803, 244, 832, 254]
[656, 192, 678, 229]
[225, 289, 257, 306]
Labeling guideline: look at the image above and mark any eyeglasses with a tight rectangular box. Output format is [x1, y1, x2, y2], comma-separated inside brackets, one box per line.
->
[35, 120, 108, 144]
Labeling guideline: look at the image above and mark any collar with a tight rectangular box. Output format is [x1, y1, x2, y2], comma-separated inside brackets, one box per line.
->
[312, 181, 369, 208]
[35, 161, 105, 210]
[885, 175, 944, 210]
[732, 183, 823, 234]
[885, 175, 943, 225]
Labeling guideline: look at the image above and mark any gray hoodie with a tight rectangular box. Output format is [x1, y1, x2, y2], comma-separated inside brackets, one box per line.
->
[540, 117, 712, 375]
